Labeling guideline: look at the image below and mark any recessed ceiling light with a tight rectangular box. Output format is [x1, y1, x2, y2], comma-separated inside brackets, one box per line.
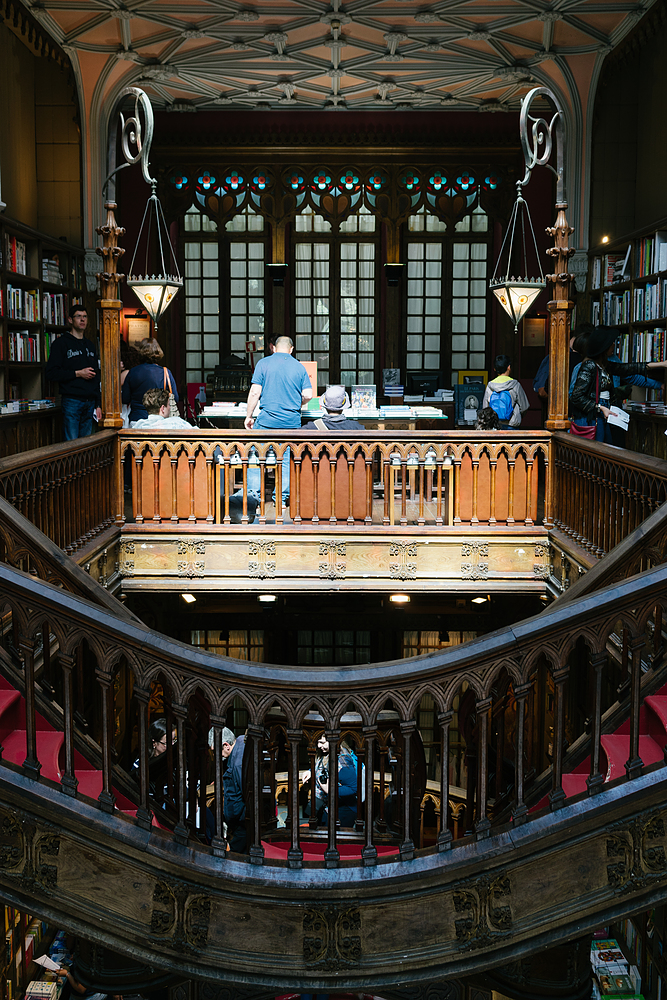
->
[471, 596, 488, 604]
[602, 235, 609, 244]
[258, 594, 277, 603]
[389, 594, 410, 604]
[181, 593, 196, 604]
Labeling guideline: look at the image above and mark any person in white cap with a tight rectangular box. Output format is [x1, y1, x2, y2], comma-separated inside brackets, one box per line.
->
[302, 384, 364, 430]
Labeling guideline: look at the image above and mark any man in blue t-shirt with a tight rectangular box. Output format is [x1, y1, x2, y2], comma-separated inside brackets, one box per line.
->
[227, 336, 312, 520]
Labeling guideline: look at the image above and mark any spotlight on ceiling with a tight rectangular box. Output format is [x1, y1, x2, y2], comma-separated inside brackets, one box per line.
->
[181, 593, 196, 604]
[471, 595, 488, 604]
[602, 235, 609, 244]
[258, 594, 277, 603]
[389, 594, 410, 604]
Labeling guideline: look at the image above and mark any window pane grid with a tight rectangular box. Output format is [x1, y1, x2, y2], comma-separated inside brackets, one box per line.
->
[406, 241, 442, 374]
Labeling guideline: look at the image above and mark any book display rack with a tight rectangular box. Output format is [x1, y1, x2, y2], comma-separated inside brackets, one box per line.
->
[1, 905, 51, 1000]
[588, 220, 667, 403]
[0, 217, 85, 453]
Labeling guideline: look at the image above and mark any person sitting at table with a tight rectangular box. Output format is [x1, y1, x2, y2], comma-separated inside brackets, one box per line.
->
[302, 384, 363, 431]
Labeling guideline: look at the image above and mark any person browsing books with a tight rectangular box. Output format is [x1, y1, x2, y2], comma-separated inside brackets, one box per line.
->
[302, 384, 363, 430]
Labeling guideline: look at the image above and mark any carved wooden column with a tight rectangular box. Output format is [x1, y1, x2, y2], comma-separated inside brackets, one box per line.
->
[549, 663, 570, 810]
[511, 682, 532, 824]
[399, 720, 416, 860]
[58, 651, 78, 797]
[324, 729, 340, 869]
[626, 634, 646, 779]
[437, 710, 453, 851]
[545, 204, 575, 431]
[19, 634, 40, 777]
[286, 728, 303, 869]
[96, 202, 125, 430]
[474, 698, 492, 838]
[133, 684, 153, 831]
[362, 726, 377, 867]
[587, 651, 607, 794]
[96, 669, 116, 813]
[209, 715, 227, 857]
[247, 722, 266, 865]
[172, 703, 189, 843]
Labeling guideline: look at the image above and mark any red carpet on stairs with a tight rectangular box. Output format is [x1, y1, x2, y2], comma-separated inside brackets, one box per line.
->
[532, 683, 667, 811]
[0, 674, 137, 812]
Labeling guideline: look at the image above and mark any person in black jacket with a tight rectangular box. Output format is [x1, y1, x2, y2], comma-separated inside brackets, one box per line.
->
[45, 305, 102, 440]
[221, 727, 247, 852]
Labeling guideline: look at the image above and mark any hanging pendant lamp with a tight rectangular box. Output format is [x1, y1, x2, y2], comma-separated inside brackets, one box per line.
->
[126, 186, 182, 334]
[489, 182, 545, 332]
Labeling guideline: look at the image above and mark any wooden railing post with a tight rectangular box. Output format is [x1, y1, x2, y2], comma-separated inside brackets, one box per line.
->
[587, 651, 607, 795]
[247, 722, 266, 865]
[286, 729, 303, 869]
[19, 633, 40, 778]
[209, 715, 227, 857]
[437, 710, 453, 851]
[511, 682, 532, 824]
[549, 664, 569, 810]
[324, 729, 340, 868]
[172, 703, 189, 844]
[58, 651, 78, 797]
[361, 726, 377, 866]
[474, 698, 492, 838]
[133, 684, 153, 830]
[400, 720, 415, 860]
[626, 634, 645, 780]
[96, 669, 116, 814]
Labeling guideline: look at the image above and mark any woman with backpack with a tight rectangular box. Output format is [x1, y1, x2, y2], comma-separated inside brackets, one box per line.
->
[482, 354, 530, 427]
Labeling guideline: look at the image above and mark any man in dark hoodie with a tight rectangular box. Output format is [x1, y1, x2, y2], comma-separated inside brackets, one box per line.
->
[45, 305, 102, 440]
[482, 354, 530, 428]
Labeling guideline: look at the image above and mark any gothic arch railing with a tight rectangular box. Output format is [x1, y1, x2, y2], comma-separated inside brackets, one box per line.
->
[0, 554, 665, 870]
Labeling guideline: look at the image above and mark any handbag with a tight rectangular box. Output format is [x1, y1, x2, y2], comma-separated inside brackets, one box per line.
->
[163, 368, 179, 418]
[569, 367, 599, 439]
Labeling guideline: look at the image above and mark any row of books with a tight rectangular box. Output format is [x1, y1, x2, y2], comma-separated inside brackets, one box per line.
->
[602, 289, 631, 325]
[632, 279, 667, 322]
[4, 235, 27, 275]
[591, 252, 631, 290]
[9, 330, 42, 362]
[41, 293, 68, 326]
[615, 328, 667, 364]
[6, 285, 39, 322]
[635, 231, 667, 278]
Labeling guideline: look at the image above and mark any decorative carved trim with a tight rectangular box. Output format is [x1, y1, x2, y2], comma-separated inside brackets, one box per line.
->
[606, 812, 667, 894]
[0, 810, 59, 894]
[303, 906, 361, 969]
[452, 873, 511, 951]
[319, 541, 346, 580]
[150, 878, 211, 953]
[389, 540, 417, 580]
[461, 541, 489, 581]
[177, 540, 206, 556]
[248, 540, 276, 579]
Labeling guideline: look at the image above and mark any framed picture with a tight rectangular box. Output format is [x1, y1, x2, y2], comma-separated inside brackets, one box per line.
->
[454, 383, 485, 424]
[459, 370, 487, 385]
[125, 315, 151, 344]
[523, 316, 547, 347]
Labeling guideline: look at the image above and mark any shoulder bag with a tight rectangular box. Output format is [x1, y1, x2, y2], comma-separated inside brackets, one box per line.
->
[163, 368, 179, 418]
[569, 367, 599, 440]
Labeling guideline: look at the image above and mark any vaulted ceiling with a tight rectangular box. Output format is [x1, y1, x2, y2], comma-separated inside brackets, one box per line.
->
[26, 0, 652, 112]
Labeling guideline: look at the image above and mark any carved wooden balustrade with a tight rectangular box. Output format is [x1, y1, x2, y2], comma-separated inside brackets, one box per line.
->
[0, 431, 117, 554]
[119, 429, 550, 528]
[551, 434, 667, 557]
[1, 554, 664, 870]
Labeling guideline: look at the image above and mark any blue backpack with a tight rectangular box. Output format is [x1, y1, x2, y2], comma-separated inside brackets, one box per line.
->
[488, 388, 513, 422]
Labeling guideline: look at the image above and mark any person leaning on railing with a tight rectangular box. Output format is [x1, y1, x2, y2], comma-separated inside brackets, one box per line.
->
[569, 325, 667, 443]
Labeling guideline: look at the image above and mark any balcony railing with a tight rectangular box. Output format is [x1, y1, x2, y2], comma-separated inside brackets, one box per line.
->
[119, 429, 550, 529]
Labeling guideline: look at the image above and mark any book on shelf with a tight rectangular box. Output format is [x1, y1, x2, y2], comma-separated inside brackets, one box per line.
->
[7, 285, 40, 322]
[635, 230, 667, 277]
[591, 256, 602, 290]
[41, 293, 67, 326]
[41, 256, 62, 285]
[605, 253, 624, 286]
[4, 235, 27, 275]
[8, 331, 42, 363]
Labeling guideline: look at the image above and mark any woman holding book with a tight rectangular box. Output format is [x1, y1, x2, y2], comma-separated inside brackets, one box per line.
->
[569, 326, 667, 443]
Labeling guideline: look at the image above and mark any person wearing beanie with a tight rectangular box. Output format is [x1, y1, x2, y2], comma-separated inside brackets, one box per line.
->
[302, 384, 364, 430]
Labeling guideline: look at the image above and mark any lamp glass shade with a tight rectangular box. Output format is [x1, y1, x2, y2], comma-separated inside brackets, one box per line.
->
[490, 280, 544, 330]
[127, 277, 182, 324]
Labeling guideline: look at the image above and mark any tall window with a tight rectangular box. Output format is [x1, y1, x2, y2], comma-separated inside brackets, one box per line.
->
[293, 206, 378, 389]
[405, 205, 490, 384]
[182, 205, 266, 385]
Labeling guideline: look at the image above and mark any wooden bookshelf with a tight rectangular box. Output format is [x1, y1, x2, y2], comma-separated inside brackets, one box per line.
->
[0, 216, 84, 422]
[588, 219, 667, 403]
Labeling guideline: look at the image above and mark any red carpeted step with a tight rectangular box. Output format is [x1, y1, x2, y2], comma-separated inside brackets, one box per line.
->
[262, 840, 399, 861]
[645, 695, 667, 746]
[1, 728, 63, 779]
[74, 769, 136, 809]
[600, 733, 663, 780]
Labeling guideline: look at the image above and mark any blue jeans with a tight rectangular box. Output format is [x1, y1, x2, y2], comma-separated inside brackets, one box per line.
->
[247, 446, 290, 504]
[61, 396, 95, 441]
